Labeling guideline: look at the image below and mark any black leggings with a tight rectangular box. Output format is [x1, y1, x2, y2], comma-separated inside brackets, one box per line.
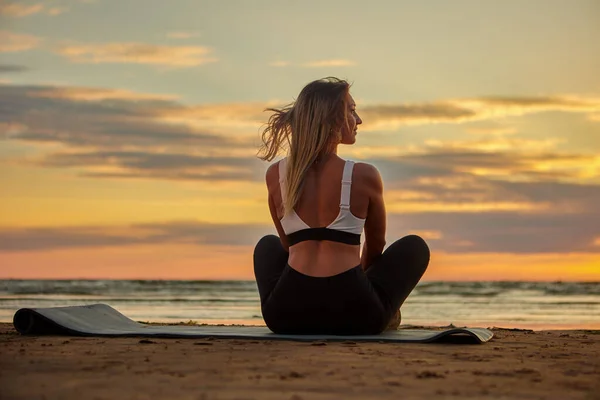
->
[253, 235, 430, 335]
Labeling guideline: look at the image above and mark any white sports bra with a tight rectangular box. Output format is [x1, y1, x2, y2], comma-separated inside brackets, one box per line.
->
[278, 157, 365, 245]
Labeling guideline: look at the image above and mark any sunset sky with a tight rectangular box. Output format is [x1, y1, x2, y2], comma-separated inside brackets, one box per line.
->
[1, 0, 599, 281]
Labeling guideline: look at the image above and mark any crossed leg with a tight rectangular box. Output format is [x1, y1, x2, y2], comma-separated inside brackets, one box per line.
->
[253, 235, 289, 306]
[253, 234, 431, 332]
[365, 234, 431, 327]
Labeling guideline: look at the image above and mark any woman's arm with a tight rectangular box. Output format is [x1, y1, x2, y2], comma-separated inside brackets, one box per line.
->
[266, 162, 290, 252]
[360, 164, 386, 270]
[268, 192, 290, 252]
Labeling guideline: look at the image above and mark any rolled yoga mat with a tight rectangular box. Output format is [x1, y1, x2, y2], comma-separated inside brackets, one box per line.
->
[13, 304, 494, 344]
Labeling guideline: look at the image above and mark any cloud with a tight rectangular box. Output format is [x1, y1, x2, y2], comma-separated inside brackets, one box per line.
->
[0, 221, 273, 252]
[36, 151, 265, 182]
[3, 82, 599, 191]
[0, 3, 43, 17]
[154, 101, 276, 132]
[465, 127, 517, 136]
[301, 59, 356, 67]
[20, 88, 592, 141]
[0, 31, 40, 52]
[12, 85, 271, 135]
[373, 151, 600, 252]
[0, 84, 237, 149]
[393, 146, 599, 185]
[0, 64, 28, 73]
[46, 7, 68, 16]
[1, 82, 599, 255]
[388, 205, 600, 254]
[269, 61, 290, 67]
[31, 86, 178, 101]
[0, 3, 68, 17]
[410, 230, 443, 240]
[360, 103, 475, 129]
[424, 136, 562, 152]
[359, 139, 600, 249]
[0, 83, 263, 182]
[1, 199, 598, 254]
[56, 42, 218, 67]
[166, 31, 200, 39]
[373, 144, 600, 213]
[166, 94, 598, 132]
[360, 96, 600, 131]
[268, 60, 356, 68]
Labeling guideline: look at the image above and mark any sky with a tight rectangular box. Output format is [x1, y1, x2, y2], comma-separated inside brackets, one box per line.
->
[0, 0, 599, 281]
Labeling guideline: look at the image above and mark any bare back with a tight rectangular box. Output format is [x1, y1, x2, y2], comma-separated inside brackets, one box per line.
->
[266, 155, 386, 277]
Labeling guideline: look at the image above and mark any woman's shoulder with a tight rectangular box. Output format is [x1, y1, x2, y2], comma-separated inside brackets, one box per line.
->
[265, 159, 284, 190]
[351, 161, 382, 185]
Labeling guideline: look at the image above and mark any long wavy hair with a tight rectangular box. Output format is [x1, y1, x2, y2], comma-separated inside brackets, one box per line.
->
[257, 77, 351, 216]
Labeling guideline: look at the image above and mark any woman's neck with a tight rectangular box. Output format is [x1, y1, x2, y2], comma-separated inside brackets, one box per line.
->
[315, 148, 337, 163]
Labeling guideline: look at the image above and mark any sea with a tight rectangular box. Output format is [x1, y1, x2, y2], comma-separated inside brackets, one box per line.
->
[1, 280, 599, 330]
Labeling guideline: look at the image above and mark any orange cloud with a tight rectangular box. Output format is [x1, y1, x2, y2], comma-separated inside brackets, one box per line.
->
[360, 96, 600, 131]
[167, 95, 598, 133]
[4, 83, 599, 190]
[268, 60, 356, 67]
[56, 42, 218, 67]
[0, 31, 40, 52]
[466, 127, 518, 136]
[46, 7, 68, 16]
[0, 3, 43, 17]
[0, 3, 67, 17]
[377, 139, 600, 186]
[302, 59, 356, 67]
[269, 61, 290, 67]
[154, 101, 274, 132]
[411, 230, 443, 240]
[30, 87, 179, 101]
[166, 31, 200, 39]
[386, 199, 549, 214]
[424, 136, 562, 152]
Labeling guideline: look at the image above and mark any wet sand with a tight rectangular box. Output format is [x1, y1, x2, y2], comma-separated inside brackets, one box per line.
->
[1, 323, 599, 399]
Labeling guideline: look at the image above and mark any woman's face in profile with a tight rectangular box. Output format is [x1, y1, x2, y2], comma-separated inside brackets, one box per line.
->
[340, 93, 362, 145]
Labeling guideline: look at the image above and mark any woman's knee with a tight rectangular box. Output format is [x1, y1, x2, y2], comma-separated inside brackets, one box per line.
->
[388, 234, 428, 251]
[402, 234, 430, 255]
[387, 234, 430, 267]
[253, 234, 281, 258]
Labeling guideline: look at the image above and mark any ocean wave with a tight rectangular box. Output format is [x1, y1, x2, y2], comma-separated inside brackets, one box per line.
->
[414, 281, 600, 296]
[1, 280, 599, 297]
[0, 297, 257, 304]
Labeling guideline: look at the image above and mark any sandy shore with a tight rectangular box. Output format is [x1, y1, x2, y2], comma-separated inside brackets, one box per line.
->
[0, 323, 599, 400]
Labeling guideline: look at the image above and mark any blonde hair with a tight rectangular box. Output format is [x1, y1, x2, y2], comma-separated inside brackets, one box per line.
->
[258, 77, 351, 216]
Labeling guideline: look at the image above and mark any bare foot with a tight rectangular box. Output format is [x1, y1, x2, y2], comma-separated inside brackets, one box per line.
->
[386, 309, 401, 331]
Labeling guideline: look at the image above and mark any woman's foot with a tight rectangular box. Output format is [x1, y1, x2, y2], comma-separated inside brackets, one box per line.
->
[386, 309, 401, 331]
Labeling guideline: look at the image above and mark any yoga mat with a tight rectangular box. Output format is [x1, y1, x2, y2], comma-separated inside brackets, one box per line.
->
[13, 304, 494, 344]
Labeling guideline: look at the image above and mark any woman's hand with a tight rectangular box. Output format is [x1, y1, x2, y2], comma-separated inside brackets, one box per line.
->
[386, 309, 401, 331]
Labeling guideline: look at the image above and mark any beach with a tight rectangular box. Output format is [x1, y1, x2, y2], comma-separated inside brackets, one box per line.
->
[1, 323, 598, 400]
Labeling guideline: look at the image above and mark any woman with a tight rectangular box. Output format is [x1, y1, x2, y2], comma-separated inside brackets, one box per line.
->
[254, 77, 430, 335]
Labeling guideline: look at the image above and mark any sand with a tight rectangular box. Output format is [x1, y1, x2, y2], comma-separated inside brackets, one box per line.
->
[0, 323, 599, 400]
